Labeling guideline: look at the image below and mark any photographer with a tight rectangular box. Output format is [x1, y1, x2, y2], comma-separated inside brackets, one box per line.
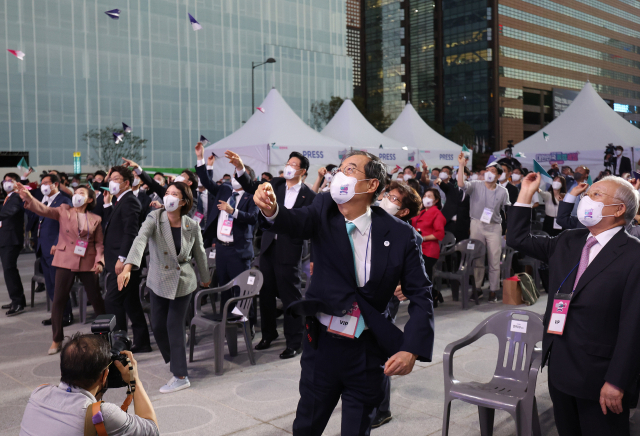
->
[20, 333, 158, 436]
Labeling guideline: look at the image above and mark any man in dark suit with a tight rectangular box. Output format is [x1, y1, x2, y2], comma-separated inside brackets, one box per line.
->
[507, 172, 640, 436]
[614, 145, 632, 177]
[102, 166, 151, 352]
[252, 150, 434, 435]
[227, 149, 316, 359]
[0, 173, 27, 316]
[194, 142, 259, 320]
[130, 172, 152, 226]
[35, 174, 74, 326]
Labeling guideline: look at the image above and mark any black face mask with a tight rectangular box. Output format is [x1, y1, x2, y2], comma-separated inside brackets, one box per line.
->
[92, 181, 103, 191]
[574, 172, 583, 181]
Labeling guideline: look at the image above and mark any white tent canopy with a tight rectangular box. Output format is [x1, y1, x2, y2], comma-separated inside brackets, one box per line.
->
[384, 102, 470, 169]
[493, 82, 640, 172]
[206, 88, 349, 181]
[321, 99, 416, 168]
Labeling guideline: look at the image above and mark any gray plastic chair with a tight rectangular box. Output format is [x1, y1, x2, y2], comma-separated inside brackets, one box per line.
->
[433, 239, 486, 309]
[31, 258, 46, 309]
[442, 310, 544, 436]
[189, 269, 264, 375]
[500, 246, 518, 283]
[432, 231, 457, 292]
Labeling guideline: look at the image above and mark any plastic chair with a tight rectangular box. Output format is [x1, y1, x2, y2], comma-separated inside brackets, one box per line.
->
[500, 246, 518, 283]
[520, 231, 547, 291]
[433, 239, 486, 309]
[442, 310, 544, 436]
[433, 232, 457, 289]
[30, 258, 46, 309]
[189, 270, 264, 375]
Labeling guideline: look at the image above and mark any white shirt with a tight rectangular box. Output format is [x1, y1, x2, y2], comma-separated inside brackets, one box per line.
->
[586, 226, 623, 265]
[42, 190, 60, 206]
[103, 189, 132, 208]
[616, 155, 622, 175]
[216, 190, 242, 243]
[199, 190, 208, 214]
[284, 180, 302, 209]
[538, 190, 560, 218]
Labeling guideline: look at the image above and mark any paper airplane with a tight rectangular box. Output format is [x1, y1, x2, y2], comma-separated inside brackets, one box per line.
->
[122, 122, 132, 133]
[516, 152, 526, 158]
[586, 174, 593, 186]
[256, 107, 265, 113]
[17, 157, 30, 177]
[7, 50, 25, 60]
[113, 132, 124, 144]
[105, 9, 120, 20]
[189, 13, 202, 31]
[486, 155, 497, 166]
[200, 135, 210, 146]
[543, 132, 549, 141]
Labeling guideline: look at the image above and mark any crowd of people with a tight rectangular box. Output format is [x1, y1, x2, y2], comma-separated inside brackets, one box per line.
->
[2, 143, 640, 435]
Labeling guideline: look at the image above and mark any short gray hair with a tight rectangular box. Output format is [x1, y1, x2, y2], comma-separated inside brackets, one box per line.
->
[600, 176, 639, 224]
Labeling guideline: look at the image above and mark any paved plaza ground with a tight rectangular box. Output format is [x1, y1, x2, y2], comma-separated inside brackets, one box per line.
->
[0, 252, 637, 435]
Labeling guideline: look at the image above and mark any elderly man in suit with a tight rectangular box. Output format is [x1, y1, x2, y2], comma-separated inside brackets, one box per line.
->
[252, 150, 434, 435]
[508, 172, 640, 436]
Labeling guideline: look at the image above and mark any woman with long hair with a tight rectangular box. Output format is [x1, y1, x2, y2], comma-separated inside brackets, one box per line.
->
[538, 175, 566, 236]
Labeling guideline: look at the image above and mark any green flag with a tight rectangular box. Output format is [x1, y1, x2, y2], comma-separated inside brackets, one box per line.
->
[587, 174, 593, 186]
[16, 157, 29, 178]
[543, 132, 549, 141]
[461, 145, 471, 153]
[533, 159, 553, 185]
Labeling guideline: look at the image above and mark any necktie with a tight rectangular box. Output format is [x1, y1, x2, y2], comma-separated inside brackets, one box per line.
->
[113, 196, 118, 206]
[345, 221, 366, 337]
[573, 236, 598, 290]
[229, 192, 239, 209]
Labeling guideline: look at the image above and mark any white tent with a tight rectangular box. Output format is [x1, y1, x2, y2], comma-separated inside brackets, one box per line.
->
[321, 99, 413, 168]
[384, 102, 470, 169]
[206, 88, 349, 181]
[493, 82, 640, 172]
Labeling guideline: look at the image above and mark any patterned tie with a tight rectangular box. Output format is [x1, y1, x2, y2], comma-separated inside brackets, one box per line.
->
[572, 236, 598, 290]
[229, 192, 239, 209]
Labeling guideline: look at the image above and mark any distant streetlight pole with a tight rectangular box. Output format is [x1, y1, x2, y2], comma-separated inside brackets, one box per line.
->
[252, 58, 276, 115]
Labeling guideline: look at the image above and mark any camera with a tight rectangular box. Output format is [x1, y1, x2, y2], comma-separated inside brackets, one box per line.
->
[91, 314, 132, 388]
[604, 143, 616, 169]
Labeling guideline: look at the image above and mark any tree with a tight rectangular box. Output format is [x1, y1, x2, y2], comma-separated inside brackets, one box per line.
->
[450, 121, 475, 147]
[310, 96, 345, 130]
[425, 119, 445, 137]
[82, 124, 147, 170]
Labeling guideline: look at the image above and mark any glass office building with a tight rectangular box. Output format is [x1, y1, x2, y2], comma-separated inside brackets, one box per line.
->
[0, 0, 353, 168]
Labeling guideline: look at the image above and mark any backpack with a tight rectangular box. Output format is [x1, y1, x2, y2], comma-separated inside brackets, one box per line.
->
[516, 272, 540, 306]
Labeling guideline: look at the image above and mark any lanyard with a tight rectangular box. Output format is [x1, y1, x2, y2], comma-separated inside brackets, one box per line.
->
[555, 262, 580, 295]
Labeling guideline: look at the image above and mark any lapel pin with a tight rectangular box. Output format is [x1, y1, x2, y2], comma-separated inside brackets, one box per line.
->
[384, 241, 390, 247]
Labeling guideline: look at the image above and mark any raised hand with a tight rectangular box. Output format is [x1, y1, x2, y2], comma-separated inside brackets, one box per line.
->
[121, 158, 139, 169]
[195, 142, 205, 160]
[217, 200, 233, 214]
[103, 189, 112, 205]
[569, 182, 589, 197]
[253, 182, 277, 217]
[14, 182, 31, 201]
[224, 151, 244, 171]
[457, 152, 468, 166]
[420, 159, 428, 172]
[390, 166, 400, 175]
[318, 167, 327, 177]
[207, 153, 216, 166]
[521, 172, 541, 195]
[149, 200, 163, 209]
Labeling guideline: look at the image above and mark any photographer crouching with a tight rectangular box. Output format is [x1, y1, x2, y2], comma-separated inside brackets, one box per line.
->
[19, 321, 158, 435]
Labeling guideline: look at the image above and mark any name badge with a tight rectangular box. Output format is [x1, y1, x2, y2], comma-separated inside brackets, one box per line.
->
[209, 250, 216, 259]
[221, 219, 233, 236]
[480, 207, 494, 223]
[547, 293, 572, 335]
[194, 212, 204, 225]
[327, 302, 361, 339]
[74, 240, 88, 257]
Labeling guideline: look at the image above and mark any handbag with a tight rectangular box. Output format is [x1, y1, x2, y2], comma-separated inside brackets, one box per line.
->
[516, 272, 540, 306]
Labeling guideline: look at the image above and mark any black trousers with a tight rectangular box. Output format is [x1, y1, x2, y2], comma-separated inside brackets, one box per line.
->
[293, 327, 386, 436]
[259, 242, 303, 348]
[0, 244, 25, 306]
[150, 291, 191, 377]
[548, 379, 630, 436]
[40, 255, 71, 317]
[215, 243, 256, 325]
[104, 269, 150, 346]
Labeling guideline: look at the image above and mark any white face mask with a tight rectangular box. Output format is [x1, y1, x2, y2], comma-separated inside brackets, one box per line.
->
[3, 181, 15, 193]
[283, 165, 298, 180]
[403, 174, 412, 181]
[72, 194, 86, 208]
[109, 180, 121, 195]
[330, 171, 371, 205]
[133, 178, 141, 187]
[163, 195, 181, 212]
[511, 174, 522, 182]
[552, 181, 562, 190]
[616, 150, 622, 156]
[577, 195, 621, 227]
[484, 172, 496, 183]
[440, 173, 450, 181]
[174, 175, 186, 183]
[41, 184, 52, 196]
[154, 178, 164, 185]
[71, 182, 79, 188]
[324, 173, 333, 183]
[423, 197, 434, 208]
[231, 178, 242, 190]
[379, 197, 401, 216]
[498, 173, 506, 182]
[470, 174, 478, 181]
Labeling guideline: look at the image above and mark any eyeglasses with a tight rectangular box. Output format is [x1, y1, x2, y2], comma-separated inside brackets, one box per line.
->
[110, 176, 123, 183]
[580, 190, 623, 203]
[331, 165, 364, 178]
[383, 191, 402, 205]
[286, 162, 301, 169]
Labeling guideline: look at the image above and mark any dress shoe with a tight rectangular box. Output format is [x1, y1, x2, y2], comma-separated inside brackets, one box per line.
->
[371, 411, 392, 428]
[279, 347, 301, 359]
[255, 334, 278, 350]
[6, 305, 25, 317]
[1, 304, 11, 310]
[42, 318, 52, 326]
[131, 344, 153, 353]
[48, 343, 62, 355]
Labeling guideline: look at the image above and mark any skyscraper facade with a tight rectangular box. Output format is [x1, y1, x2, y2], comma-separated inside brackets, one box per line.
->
[0, 0, 352, 168]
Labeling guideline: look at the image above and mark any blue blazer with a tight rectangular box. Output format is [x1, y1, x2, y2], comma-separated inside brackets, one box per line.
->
[36, 193, 73, 261]
[195, 164, 259, 260]
[261, 192, 435, 361]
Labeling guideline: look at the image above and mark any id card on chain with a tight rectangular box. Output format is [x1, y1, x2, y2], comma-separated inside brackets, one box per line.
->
[547, 293, 572, 335]
[480, 207, 494, 223]
[221, 218, 233, 236]
[327, 302, 361, 338]
[74, 240, 88, 257]
[193, 212, 204, 225]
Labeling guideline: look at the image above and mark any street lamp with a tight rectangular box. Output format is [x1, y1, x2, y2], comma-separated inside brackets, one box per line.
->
[252, 58, 276, 114]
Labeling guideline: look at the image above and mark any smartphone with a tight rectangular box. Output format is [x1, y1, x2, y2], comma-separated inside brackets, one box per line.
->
[211, 152, 218, 158]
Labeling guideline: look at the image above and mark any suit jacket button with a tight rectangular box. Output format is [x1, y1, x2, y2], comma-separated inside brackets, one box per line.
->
[165, 266, 168, 269]
[342, 310, 347, 314]
[164, 251, 168, 255]
[176, 267, 180, 270]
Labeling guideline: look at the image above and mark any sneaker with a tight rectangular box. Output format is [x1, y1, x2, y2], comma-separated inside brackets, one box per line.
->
[488, 292, 498, 303]
[159, 376, 190, 394]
